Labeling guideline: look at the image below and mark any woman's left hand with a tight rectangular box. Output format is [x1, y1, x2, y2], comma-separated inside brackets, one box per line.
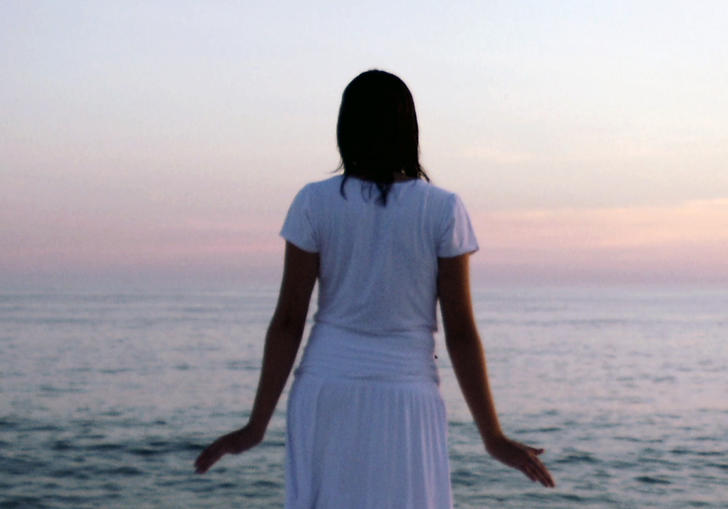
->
[194, 424, 264, 474]
[485, 434, 555, 487]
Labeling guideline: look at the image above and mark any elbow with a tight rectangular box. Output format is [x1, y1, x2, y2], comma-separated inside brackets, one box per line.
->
[269, 311, 306, 339]
[443, 323, 481, 350]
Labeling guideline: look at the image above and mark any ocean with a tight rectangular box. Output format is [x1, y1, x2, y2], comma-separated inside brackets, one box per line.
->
[1, 285, 726, 508]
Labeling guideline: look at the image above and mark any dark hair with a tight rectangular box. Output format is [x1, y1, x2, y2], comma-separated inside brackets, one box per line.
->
[337, 70, 429, 204]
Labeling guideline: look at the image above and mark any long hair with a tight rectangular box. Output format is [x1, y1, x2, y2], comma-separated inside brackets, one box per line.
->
[337, 70, 429, 204]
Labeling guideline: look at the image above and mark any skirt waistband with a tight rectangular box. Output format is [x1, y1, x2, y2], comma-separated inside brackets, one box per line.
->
[295, 323, 440, 383]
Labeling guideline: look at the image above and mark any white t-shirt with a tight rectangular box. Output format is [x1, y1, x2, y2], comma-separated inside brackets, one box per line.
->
[280, 175, 478, 335]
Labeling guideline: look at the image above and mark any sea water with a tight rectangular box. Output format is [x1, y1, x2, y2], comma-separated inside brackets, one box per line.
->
[1, 286, 726, 508]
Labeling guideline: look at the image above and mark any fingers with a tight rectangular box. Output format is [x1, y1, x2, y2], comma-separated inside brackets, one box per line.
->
[528, 463, 555, 487]
[194, 447, 219, 474]
[195, 440, 226, 474]
[520, 453, 555, 488]
[511, 442, 553, 487]
[194, 427, 264, 474]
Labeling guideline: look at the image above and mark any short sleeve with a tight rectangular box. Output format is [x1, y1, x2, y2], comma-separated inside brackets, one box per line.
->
[280, 185, 318, 253]
[437, 193, 479, 257]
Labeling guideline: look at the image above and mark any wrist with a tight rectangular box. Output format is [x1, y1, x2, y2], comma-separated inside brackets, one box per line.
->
[246, 418, 268, 441]
[483, 428, 506, 447]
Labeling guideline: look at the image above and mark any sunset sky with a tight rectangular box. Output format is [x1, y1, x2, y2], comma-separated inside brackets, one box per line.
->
[2, 1, 727, 289]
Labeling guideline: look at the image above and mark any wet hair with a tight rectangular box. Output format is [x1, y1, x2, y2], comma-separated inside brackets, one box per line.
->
[337, 70, 429, 204]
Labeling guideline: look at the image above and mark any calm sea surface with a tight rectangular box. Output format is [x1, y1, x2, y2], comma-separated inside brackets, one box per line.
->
[1, 286, 726, 508]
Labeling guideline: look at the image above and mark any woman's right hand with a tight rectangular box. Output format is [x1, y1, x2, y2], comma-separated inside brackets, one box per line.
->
[485, 434, 555, 487]
[194, 423, 264, 474]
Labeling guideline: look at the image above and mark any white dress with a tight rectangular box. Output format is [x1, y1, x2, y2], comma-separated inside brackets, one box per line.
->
[280, 175, 478, 509]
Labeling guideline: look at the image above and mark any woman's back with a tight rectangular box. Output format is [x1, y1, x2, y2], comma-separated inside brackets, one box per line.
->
[281, 175, 478, 335]
[194, 70, 555, 506]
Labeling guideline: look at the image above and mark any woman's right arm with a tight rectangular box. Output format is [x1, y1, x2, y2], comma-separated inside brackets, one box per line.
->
[437, 254, 555, 487]
[194, 242, 318, 474]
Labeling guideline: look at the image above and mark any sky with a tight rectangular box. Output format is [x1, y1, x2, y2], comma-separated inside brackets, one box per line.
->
[2, 1, 727, 289]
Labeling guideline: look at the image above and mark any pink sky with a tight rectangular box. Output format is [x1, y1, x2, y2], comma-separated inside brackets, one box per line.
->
[2, 2, 727, 288]
[4, 195, 727, 288]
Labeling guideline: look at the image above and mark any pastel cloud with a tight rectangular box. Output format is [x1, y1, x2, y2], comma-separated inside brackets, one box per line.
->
[471, 199, 728, 283]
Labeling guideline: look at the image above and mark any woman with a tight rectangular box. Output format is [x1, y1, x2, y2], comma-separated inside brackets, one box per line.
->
[195, 70, 554, 507]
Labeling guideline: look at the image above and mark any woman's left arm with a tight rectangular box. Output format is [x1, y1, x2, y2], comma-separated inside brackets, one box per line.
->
[195, 242, 318, 473]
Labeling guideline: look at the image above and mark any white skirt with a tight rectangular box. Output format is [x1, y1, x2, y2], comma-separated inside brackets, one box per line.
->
[285, 323, 452, 509]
